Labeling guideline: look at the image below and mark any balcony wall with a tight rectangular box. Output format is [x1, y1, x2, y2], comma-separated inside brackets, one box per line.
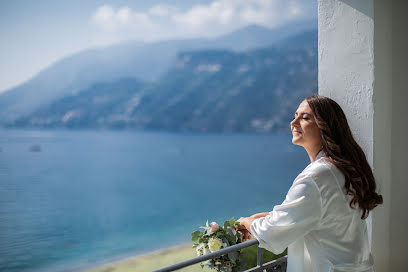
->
[318, 0, 408, 271]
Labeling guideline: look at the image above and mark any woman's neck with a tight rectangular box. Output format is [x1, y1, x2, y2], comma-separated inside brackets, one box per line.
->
[306, 145, 323, 163]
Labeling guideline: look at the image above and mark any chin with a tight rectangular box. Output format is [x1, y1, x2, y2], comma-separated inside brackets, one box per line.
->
[292, 137, 303, 146]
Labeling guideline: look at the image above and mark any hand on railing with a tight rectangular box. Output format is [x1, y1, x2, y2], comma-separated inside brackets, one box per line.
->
[237, 212, 269, 241]
[236, 222, 251, 241]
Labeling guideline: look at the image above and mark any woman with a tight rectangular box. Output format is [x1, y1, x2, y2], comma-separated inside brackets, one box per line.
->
[237, 95, 383, 272]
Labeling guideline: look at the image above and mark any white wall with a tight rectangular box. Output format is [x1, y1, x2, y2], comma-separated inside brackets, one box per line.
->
[318, 0, 374, 162]
[318, 0, 408, 271]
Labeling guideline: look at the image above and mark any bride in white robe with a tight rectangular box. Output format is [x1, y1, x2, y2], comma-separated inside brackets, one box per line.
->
[237, 95, 382, 272]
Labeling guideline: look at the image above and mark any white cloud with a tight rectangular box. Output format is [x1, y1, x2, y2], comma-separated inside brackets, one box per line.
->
[91, 5, 153, 33]
[148, 4, 179, 17]
[117, 7, 132, 24]
[91, 5, 116, 32]
[90, 0, 315, 43]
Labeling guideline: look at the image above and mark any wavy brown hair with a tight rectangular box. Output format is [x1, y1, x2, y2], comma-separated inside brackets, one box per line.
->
[306, 95, 383, 219]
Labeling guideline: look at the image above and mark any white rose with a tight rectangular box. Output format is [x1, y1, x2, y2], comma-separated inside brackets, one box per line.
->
[208, 238, 223, 252]
[195, 243, 204, 256]
[203, 246, 210, 255]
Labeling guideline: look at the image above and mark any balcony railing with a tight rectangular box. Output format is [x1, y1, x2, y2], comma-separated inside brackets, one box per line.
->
[152, 239, 287, 272]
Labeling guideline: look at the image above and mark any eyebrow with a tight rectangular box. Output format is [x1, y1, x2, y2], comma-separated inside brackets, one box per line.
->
[294, 112, 313, 116]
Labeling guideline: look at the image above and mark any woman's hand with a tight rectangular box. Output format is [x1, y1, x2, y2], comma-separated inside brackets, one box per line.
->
[237, 217, 254, 241]
[237, 213, 269, 241]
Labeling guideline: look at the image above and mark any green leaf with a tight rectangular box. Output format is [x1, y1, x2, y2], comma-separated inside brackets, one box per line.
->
[225, 231, 236, 245]
[228, 237, 236, 245]
[224, 220, 230, 230]
[228, 251, 239, 264]
[222, 238, 230, 246]
[191, 230, 201, 241]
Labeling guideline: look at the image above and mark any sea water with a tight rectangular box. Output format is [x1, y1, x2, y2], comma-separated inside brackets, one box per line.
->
[0, 129, 309, 272]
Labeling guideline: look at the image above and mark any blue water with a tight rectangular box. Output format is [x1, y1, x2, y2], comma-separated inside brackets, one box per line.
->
[0, 130, 309, 272]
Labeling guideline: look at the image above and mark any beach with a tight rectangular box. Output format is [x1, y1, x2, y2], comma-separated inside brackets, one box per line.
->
[85, 243, 205, 272]
[84, 241, 286, 272]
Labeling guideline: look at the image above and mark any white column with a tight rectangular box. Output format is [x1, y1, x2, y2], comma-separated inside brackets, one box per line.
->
[372, 0, 394, 272]
[389, 0, 408, 270]
[318, 0, 375, 161]
[372, 0, 392, 271]
[318, 0, 395, 271]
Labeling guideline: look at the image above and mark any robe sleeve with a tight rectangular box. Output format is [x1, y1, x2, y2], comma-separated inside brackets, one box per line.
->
[250, 175, 322, 254]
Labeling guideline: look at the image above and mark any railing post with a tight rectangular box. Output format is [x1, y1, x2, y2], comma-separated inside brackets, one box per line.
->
[257, 244, 264, 270]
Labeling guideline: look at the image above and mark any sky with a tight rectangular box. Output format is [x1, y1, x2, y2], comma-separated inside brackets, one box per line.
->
[0, 0, 317, 94]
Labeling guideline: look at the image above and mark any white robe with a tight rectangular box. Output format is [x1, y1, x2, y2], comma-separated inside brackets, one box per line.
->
[250, 151, 374, 272]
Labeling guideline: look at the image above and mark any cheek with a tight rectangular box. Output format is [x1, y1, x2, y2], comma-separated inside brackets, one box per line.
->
[304, 123, 321, 138]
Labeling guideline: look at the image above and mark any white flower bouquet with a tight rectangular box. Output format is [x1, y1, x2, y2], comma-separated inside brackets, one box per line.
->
[191, 218, 244, 272]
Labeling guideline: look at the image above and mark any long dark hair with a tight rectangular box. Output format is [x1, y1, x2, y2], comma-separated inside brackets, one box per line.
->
[306, 95, 383, 219]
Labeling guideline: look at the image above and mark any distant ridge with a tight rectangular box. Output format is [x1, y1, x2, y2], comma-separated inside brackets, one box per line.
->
[216, 19, 317, 50]
[7, 30, 318, 133]
[0, 20, 317, 124]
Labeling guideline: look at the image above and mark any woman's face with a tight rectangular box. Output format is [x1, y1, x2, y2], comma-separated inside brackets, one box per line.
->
[290, 100, 322, 149]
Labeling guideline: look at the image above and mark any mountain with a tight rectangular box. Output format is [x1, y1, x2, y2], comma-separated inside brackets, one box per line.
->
[8, 30, 318, 133]
[10, 78, 146, 129]
[214, 19, 317, 50]
[0, 20, 317, 123]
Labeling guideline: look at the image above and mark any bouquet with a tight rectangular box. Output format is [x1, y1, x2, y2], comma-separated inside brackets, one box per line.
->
[191, 218, 244, 272]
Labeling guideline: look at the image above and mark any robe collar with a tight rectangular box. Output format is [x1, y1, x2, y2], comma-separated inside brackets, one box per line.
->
[315, 149, 326, 161]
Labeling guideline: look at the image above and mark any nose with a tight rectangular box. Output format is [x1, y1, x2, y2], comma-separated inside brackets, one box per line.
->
[290, 116, 299, 129]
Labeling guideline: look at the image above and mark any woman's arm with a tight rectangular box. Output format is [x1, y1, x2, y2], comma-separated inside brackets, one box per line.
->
[250, 177, 322, 254]
[250, 212, 270, 219]
[237, 213, 269, 233]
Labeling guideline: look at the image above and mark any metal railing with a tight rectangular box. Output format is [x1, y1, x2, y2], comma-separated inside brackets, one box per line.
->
[152, 239, 287, 272]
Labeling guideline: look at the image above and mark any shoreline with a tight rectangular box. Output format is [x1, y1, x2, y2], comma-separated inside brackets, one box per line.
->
[83, 242, 204, 272]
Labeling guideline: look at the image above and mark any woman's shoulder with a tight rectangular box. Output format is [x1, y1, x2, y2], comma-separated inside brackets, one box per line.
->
[301, 157, 345, 189]
[302, 156, 334, 177]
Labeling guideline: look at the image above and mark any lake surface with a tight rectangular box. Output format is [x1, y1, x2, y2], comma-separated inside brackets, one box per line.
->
[0, 130, 309, 272]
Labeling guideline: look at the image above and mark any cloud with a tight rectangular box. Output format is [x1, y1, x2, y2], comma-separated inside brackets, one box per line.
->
[148, 4, 180, 17]
[91, 5, 153, 33]
[90, 0, 315, 43]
